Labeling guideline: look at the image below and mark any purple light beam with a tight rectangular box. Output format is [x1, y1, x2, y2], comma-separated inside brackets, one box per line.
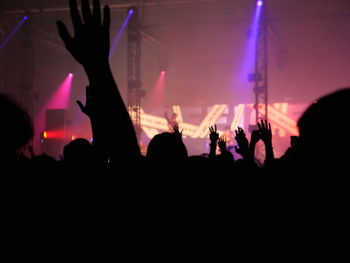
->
[0, 16, 28, 50]
[109, 9, 134, 60]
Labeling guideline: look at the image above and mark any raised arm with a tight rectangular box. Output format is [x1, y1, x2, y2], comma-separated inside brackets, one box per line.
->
[57, 0, 140, 163]
[234, 127, 249, 159]
[208, 125, 219, 159]
[218, 137, 235, 162]
[248, 129, 260, 162]
[257, 120, 274, 166]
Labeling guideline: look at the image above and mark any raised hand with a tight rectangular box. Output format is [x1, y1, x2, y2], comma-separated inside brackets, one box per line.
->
[209, 125, 219, 144]
[257, 120, 272, 145]
[234, 126, 249, 157]
[57, 0, 141, 163]
[257, 120, 274, 165]
[209, 125, 219, 159]
[173, 125, 183, 140]
[76, 85, 94, 118]
[250, 129, 260, 145]
[56, 0, 110, 72]
[218, 137, 227, 152]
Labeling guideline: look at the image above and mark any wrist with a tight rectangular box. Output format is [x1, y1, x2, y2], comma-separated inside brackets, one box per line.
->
[264, 141, 273, 147]
[84, 62, 112, 82]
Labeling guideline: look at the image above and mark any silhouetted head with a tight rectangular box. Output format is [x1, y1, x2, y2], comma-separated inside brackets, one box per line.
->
[63, 138, 94, 165]
[146, 132, 188, 162]
[297, 88, 350, 163]
[0, 94, 33, 159]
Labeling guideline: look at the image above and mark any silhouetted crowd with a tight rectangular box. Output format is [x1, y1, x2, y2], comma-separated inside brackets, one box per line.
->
[1, 0, 350, 261]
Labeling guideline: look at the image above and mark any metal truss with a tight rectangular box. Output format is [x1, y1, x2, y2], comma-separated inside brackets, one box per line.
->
[253, 1, 268, 165]
[127, 6, 145, 140]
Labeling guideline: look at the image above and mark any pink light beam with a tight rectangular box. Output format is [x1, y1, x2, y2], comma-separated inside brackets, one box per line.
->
[33, 73, 74, 154]
[147, 71, 166, 110]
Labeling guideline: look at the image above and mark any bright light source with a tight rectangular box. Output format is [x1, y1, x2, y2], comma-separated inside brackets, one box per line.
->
[257, 0, 263, 6]
[68, 73, 73, 77]
[71, 135, 76, 140]
[161, 70, 166, 74]
[24, 16, 28, 20]
[129, 9, 134, 15]
[43, 131, 47, 139]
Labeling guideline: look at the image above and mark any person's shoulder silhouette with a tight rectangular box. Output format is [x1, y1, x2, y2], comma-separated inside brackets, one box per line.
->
[0, 94, 33, 165]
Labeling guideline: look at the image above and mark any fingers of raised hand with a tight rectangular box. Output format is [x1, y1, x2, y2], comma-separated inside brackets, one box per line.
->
[69, 0, 83, 33]
[102, 5, 110, 31]
[81, 0, 92, 25]
[93, 0, 101, 24]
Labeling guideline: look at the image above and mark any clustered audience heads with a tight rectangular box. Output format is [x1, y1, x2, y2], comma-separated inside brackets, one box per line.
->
[2, 1, 349, 258]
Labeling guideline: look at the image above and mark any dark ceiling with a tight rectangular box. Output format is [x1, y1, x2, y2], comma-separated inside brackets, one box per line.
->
[1, 0, 349, 16]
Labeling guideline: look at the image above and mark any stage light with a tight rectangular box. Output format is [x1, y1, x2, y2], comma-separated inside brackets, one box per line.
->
[46, 73, 74, 109]
[34, 73, 74, 151]
[109, 8, 134, 60]
[257, 0, 263, 7]
[71, 135, 76, 140]
[172, 105, 183, 122]
[42, 130, 66, 139]
[146, 71, 167, 110]
[231, 104, 245, 131]
[248, 104, 298, 135]
[0, 15, 28, 49]
[237, 0, 263, 101]
[192, 104, 228, 138]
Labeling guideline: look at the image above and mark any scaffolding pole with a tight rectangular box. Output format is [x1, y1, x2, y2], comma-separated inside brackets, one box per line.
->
[253, 1, 268, 165]
[127, 6, 145, 140]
